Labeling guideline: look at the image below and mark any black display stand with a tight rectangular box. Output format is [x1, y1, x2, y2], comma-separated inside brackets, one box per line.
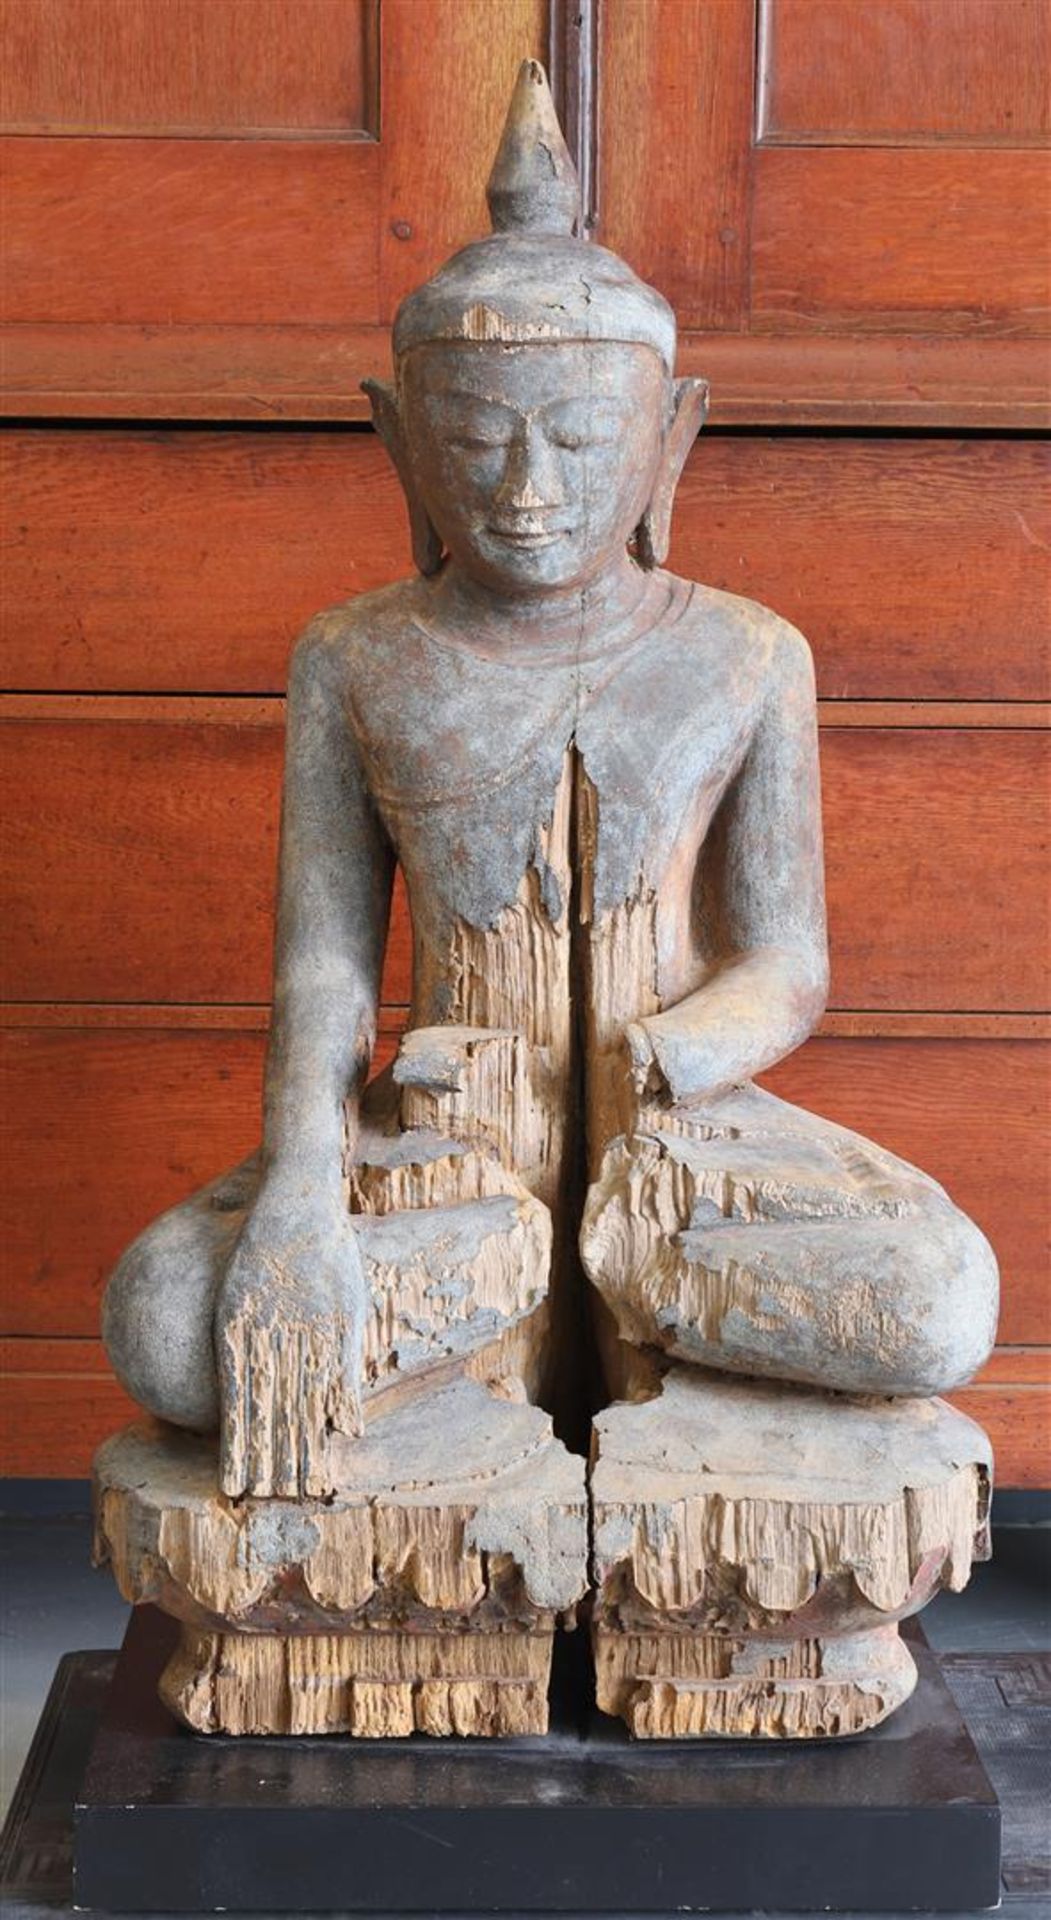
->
[58, 1605, 1003, 1912]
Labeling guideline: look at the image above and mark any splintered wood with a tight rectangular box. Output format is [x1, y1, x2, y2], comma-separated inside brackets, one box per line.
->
[593, 1622, 918, 1739]
[589, 1367, 991, 1736]
[162, 1626, 553, 1737]
[94, 1391, 588, 1735]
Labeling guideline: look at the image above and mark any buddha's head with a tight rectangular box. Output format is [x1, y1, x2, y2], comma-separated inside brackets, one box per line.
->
[365, 61, 707, 595]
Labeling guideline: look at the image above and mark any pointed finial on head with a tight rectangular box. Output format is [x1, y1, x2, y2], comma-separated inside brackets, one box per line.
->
[486, 59, 581, 237]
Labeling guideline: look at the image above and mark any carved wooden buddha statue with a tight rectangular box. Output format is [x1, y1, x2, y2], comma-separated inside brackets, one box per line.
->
[95, 62, 997, 1741]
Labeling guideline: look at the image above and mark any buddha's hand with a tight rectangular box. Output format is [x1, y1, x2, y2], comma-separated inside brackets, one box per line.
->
[214, 1178, 366, 1500]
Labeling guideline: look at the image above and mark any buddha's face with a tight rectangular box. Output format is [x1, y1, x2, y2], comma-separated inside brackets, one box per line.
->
[399, 341, 667, 593]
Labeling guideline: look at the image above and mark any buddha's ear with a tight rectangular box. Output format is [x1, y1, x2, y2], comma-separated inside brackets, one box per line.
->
[361, 378, 444, 577]
[635, 377, 709, 571]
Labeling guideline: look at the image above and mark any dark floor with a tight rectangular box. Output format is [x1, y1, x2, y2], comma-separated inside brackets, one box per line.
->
[1, 1509, 1049, 1917]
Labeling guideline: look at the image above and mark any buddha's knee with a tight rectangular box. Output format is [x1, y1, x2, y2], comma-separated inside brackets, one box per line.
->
[581, 1136, 998, 1398]
[680, 1207, 999, 1398]
[880, 1204, 999, 1395]
[101, 1194, 227, 1432]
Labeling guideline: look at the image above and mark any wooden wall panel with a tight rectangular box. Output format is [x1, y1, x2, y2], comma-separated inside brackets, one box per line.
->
[1, 429, 409, 693]
[951, 1380, 1050, 1490]
[5, 431, 1047, 700]
[758, 0, 1051, 145]
[672, 437, 1051, 701]
[751, 148, 1051, 334]
[820, 727, 1048, 1012]
[2, 0, 376, 137]
[3, 704, 1044, 1013]
[1, 703, 286, 1005]
[1, 138, 381, 326]
[1, 1348, 141, 1479]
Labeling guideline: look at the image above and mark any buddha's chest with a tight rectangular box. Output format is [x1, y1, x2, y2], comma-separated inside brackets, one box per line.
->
[355, 636, 757, 933]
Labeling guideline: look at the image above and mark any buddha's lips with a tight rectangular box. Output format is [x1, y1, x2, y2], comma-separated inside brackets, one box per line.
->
[487, 520, 568, 549]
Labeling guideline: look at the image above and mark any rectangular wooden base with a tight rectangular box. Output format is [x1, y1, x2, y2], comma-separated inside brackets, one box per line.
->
[60, 1605, 1003, 1912]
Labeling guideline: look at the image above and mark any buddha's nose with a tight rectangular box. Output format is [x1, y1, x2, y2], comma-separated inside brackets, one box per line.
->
[495, 422, 566, 512]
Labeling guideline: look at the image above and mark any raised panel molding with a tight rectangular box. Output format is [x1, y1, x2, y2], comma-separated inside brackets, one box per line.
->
[751, 147, 1051, 335]
[757, 0, 1051, 148]
[1, 0, 379, 139]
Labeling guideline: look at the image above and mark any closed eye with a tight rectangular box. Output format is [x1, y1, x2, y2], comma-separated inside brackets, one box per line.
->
[544, 409, 626, 449]
[446, 434, 507, 452]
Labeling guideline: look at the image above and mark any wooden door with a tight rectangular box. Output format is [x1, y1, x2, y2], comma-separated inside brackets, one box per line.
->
[2, 0, 1048, 1484]
[598, 0, 1050, 423]
[3, 0, 547, 414]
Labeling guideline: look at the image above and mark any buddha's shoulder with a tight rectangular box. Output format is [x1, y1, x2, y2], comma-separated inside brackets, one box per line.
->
[660, 574, 814, 691]
[287, 581, 426, 688]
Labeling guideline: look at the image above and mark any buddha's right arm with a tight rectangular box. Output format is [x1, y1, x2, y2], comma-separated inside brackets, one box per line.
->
[259, 620, 396, 1195]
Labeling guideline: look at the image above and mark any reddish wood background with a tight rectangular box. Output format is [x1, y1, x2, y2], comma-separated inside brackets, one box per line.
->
[1, 0, 1048, 1481]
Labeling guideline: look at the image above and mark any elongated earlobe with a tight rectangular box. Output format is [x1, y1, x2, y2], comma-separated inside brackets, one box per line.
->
[361, 379, 444, 577]
[635, 378, 709, 570]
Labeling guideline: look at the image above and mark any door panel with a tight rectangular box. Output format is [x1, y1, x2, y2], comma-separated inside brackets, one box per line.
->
[751, 148, 1050, 333]
[3, 139, 381, 325]
[1, 0, 547, 393]
[758, 0, 1050, 146]
[597, 0, 1051, 417]
[2, 0, 378, 137]
[597, 0, 754, 330]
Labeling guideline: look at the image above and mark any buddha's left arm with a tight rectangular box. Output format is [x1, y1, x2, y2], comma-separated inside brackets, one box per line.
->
[627, 622, 829, 1105]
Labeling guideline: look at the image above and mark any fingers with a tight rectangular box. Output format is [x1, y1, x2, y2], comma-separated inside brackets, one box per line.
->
[217, 1308, 251, 1497]
[336, 1313, 365, 1440]
[217, 1310, 352, 1500]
